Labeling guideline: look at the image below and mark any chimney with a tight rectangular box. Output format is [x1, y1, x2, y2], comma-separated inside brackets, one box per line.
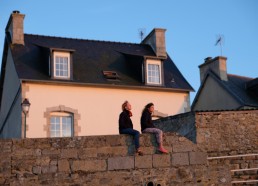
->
[199, 56, 228, 82]
[5, 10, 25, 45]
[141, 28, 167, 58]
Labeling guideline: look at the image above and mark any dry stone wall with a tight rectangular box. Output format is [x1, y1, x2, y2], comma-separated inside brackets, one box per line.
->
[154, 110, 258, 185]
[0, 134, 226, 185]
[195, 110, 258, 154]
[0, 110, 257, 185]
[196, 110, 258, 185]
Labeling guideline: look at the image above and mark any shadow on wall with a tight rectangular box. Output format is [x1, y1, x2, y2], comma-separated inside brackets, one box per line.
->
[145, 181, 162, 186]
[153, 112, 196, 143]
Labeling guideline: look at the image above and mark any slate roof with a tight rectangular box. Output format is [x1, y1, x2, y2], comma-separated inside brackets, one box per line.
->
[226, 74, 258, 107]
[9, 34, 193, 91]
[192, 70, 258, 109]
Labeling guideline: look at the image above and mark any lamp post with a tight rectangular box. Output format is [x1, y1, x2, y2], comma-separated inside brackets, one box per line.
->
[21, 98, 31, 138]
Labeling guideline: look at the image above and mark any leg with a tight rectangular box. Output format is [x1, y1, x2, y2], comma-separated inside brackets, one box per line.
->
[142, 128, 163, 145]
[143, 128, 168, 153]
[120, 128, 140, 150]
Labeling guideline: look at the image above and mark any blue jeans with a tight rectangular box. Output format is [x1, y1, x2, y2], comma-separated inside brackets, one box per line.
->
[119, 128, 140, 149]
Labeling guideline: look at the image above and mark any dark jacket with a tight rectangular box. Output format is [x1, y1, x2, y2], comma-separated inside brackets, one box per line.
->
[119, 110, 133, 132]
[140, 109, 155, 132]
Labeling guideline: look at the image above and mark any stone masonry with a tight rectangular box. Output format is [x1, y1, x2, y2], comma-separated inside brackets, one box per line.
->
[154, 110, 258, 185]
[0, 110, 257, 185]
[0, 134, 211, 185]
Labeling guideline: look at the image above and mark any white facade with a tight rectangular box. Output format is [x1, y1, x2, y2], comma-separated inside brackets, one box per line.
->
[23, 82, 190, 138]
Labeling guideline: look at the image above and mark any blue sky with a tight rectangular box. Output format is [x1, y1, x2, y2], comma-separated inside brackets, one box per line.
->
[0, 0, 257, 103]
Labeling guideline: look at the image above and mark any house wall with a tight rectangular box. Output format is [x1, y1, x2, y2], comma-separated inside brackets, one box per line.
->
[193, 77, 240, 111]
[23, 83, 190, 138]
[0, 48, 22, 138]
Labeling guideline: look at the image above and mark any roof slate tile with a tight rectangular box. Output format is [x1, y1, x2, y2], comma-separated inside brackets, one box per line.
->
[11, 34, 193, 91]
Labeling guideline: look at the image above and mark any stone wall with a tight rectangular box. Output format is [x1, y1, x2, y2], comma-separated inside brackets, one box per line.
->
[195, 110, 258, 154]
[0, 110, 257, 185]
[154, 112, 196, 143]
[154, 109, 258, 185]
[196, 110, 258, 185]
[154, 110, 258, 154]
[0, 134, 225, 185]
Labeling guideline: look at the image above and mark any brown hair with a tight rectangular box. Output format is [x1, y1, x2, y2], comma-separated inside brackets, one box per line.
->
[122, 101, 129, 111]
[142, 102, 154, 114]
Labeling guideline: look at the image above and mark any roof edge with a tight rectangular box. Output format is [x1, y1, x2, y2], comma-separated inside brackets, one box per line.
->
[191, 70, 244, 109]
[24, 33, 143, 46]
[21, 79, 193, 93]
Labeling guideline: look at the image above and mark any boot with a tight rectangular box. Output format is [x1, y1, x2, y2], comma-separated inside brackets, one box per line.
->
[136, 148, 144, 156]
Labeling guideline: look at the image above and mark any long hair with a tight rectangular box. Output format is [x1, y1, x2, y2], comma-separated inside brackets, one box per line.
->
[142, 102, 154, 114]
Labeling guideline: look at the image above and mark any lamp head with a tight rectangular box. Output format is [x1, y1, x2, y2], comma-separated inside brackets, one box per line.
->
[21, 98, 31, 114]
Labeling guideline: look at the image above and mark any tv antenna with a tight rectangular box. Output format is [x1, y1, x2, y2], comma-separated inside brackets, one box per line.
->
[215, 34, 225, 56]
[138, 28, 146, 42]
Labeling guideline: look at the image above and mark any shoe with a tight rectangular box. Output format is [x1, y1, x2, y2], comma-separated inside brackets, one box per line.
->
[158, 147, 168, 154]
[136, 149, 144, 156]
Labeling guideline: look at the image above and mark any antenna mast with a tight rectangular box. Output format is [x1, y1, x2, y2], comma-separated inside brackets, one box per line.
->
[138, 28, 146, 42]
[215, 34, 224, 56]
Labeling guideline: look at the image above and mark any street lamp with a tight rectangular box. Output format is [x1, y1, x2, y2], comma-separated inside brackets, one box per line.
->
[21, 98, 31, 138]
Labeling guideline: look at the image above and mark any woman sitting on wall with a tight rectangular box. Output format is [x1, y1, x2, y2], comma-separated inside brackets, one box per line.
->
[141, 102, 168, 154]
[119, 101, 143, 156]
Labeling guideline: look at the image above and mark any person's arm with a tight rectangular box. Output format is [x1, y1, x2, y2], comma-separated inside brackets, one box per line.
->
[119, 112, 126, 129]
[149, 117, 156, 128]
[119, 112, 132, 129]
[144, 111, 156, 128]
[141, 111, 149, 129]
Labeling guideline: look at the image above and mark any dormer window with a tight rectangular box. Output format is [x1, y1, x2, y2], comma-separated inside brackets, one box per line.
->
[146, 59, 162, 85]
[50, 49, 74, 80]
[53, 51, 70, 79]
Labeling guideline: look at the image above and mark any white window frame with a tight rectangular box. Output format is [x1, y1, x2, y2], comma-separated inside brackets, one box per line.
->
[146, 59, 162, 85]
[53, 51, 70, 79]
[50, 112, 73, 137]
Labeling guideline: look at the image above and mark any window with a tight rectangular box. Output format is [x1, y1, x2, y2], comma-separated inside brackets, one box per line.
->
[44, 105, 81, 137]
[50, 112, 73, 137]
[146, 59, 162, 85]
[53, 51, 70, 79]
[103, 70, 120, 80]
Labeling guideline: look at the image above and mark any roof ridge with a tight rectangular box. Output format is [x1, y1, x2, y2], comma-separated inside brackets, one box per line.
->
[24, 33, 141, 45]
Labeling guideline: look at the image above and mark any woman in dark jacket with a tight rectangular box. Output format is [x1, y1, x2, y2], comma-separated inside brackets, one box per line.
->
[119, 101, 143, 156]
[141, 103, 168, 154]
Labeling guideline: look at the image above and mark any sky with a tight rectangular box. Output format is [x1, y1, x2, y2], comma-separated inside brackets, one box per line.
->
[0, 0, 257, 104]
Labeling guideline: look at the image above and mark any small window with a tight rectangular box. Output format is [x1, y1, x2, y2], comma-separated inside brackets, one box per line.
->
[103, 71, 119, 80]
[50, 112, 73, 137]
[146, 59, 162, 85]
[53, 51, 70, 79]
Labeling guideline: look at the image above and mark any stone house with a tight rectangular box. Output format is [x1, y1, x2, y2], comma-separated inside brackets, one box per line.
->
[192, 56, 258, 111]
[0, 11, 193, 138]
